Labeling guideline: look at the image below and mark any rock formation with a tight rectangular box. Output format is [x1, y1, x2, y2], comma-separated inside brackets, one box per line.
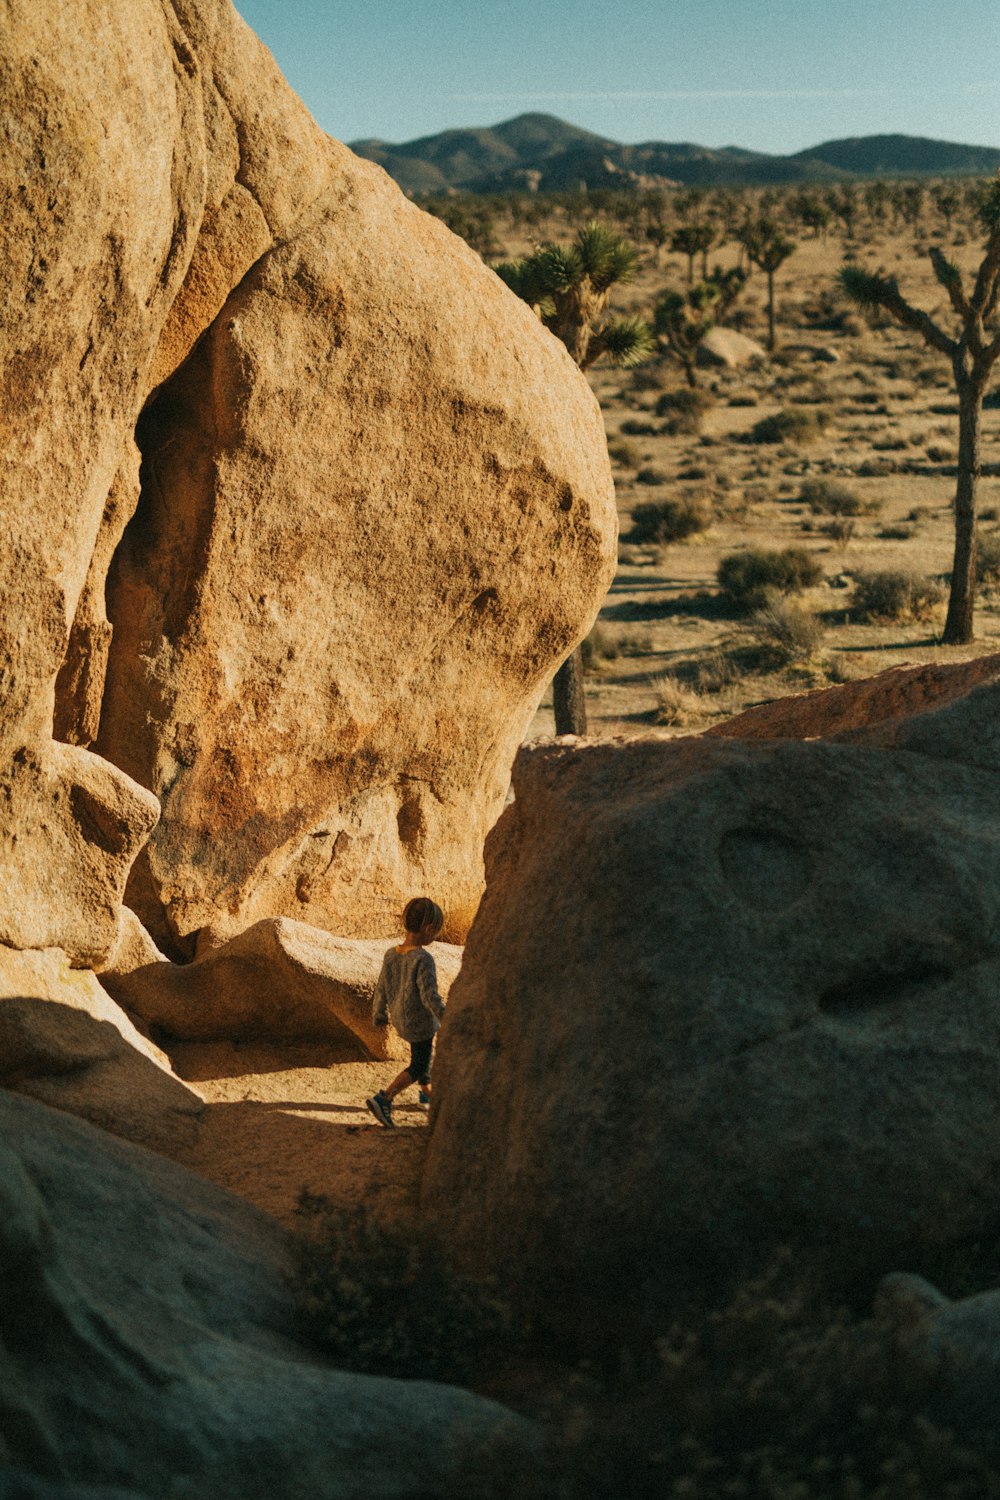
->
[0, 1091, 535, 1496]
[706, 651, 1000, 743]
[422, 679, 1000, 1318]
[0, 945, 201, 1152]
[102, 915, 462, 1057]
[0, 0, 615, 985]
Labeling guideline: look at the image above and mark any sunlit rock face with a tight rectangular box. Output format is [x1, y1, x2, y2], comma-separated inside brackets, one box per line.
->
[0, 0, 615, 971]
[423, 680, 1000, 1317]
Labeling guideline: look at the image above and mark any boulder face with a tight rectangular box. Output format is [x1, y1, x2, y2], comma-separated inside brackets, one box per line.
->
[103, 916, 462, 1057]
[0, 945, 202, 1152]
[99, 184, 613, 949]
[0, 1091, 535, 1497]
[0, 0, 615, 972]
[422, 684, 1000, 1316]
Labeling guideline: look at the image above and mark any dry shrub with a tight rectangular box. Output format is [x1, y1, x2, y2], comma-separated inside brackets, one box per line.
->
[508, 1256, 1000, 1500]
[656, 386, 714, 435]
[747, 406, 827, 445]
[629, 495, 711, 545]
[745, 594, 825, 664]
[582, 623, 620, 669]
[799, 477, 874, 516]
[607, 437, 640, 467]
[827, 651, 871, 683]
[290, 1192, 511, 1383]
[649, 673, 704, 726]
[976, 530, 1000, 593]
[695, 647, 743, 694]
[717, 547, 823, 612]
[620, 417, 658, 436]
[635, 465, 669, 486]
[926, 443, 954, 463]
[852, 570, 945, 623]
[823, 516, 857, 546]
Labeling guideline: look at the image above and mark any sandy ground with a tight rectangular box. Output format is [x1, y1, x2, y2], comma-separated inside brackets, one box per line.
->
[168, 1040, 429, 1229]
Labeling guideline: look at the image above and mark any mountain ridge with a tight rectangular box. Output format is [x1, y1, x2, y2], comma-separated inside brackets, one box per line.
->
[348, 112, 1000, 194]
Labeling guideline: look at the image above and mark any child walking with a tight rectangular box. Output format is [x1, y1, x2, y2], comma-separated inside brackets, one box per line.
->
[366, 897, 445, 1128]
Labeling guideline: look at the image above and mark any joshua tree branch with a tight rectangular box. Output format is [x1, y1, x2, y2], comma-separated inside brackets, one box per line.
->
[930, 248, 972, 323]
[839, 266, 956, 357]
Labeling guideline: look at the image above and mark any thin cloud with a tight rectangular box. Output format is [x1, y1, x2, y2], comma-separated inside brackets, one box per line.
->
[434, 85, 997, 103]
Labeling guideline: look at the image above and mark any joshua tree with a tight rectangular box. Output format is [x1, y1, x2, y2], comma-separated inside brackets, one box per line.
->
[839, 177, 1000, 643]
[654, 267, 747, 386]
[671, 223, 716, 284]
[654, 284, 718, 388]
[495, 221, 653, 371]
[739, 218, 797, 350]
[495, 222, 654, 732]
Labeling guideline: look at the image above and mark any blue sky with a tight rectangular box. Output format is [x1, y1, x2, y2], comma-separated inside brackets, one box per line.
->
[233, 0, 1000, 154]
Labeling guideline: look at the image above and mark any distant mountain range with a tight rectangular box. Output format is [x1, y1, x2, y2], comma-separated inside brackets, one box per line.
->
[349, 113, 1000, 195]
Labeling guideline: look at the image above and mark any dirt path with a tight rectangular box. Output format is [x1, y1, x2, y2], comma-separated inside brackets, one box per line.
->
[166, 1040, 428, 1230]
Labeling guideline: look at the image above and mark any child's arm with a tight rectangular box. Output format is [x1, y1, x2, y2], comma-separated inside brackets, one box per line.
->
[416, 953, 446, 1023]
[372, 961, 390, 1027]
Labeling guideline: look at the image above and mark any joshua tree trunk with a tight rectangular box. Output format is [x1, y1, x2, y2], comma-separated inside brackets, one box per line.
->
[943, 369, 986, 644]
[766, 269, 776, 351]
[553, 646, 587, 735]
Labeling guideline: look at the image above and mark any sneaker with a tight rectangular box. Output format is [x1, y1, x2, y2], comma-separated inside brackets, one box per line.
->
[417, 1089, 431, 1106]
[366, 1091, 395, 1128]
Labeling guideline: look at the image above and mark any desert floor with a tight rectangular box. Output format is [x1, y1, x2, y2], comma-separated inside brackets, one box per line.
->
[169, 1039, 429, 1228]
[521, 221, 1000, 736]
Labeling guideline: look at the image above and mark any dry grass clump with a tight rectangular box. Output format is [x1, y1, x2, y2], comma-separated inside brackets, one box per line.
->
[852, 570, 945, 623]
[747, 406, 827, 445]
[620, 417, 658, 436]
[635, 465, 669, 486]
[717, 547, 823, 612]
[649, 673, 704, 726]
[655, 386, 714, 435]
[799, 477, 876, 516]
[745, 595, 825, 664]
[629, 496, 712, 546]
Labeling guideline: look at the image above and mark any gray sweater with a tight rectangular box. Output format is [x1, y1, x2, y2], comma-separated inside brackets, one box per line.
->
[372, 946, 445, 1043]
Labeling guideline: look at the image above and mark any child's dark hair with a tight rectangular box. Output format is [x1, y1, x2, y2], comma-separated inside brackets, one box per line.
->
[403, 896, 443, 935]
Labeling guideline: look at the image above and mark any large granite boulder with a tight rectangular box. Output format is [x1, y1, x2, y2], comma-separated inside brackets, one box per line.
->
[0, 945, 201, 1152]
[422, 682, 1000, 1320]
[1, 0, 613, 974]
[0, 1090, 534, 1497]
[102, 914, 462, 1058]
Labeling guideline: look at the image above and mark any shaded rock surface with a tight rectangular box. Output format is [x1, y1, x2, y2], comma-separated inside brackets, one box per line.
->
[0, 945, 201, 1152]
[423, 685, 1000, 1315]
[0, 1091, 532, 1497]
[103, 915, 461, 1057]
[879, 1273, 1000, 1455]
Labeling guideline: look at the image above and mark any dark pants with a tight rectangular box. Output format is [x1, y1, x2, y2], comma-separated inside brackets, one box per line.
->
[407, 1037, 433, 1085]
